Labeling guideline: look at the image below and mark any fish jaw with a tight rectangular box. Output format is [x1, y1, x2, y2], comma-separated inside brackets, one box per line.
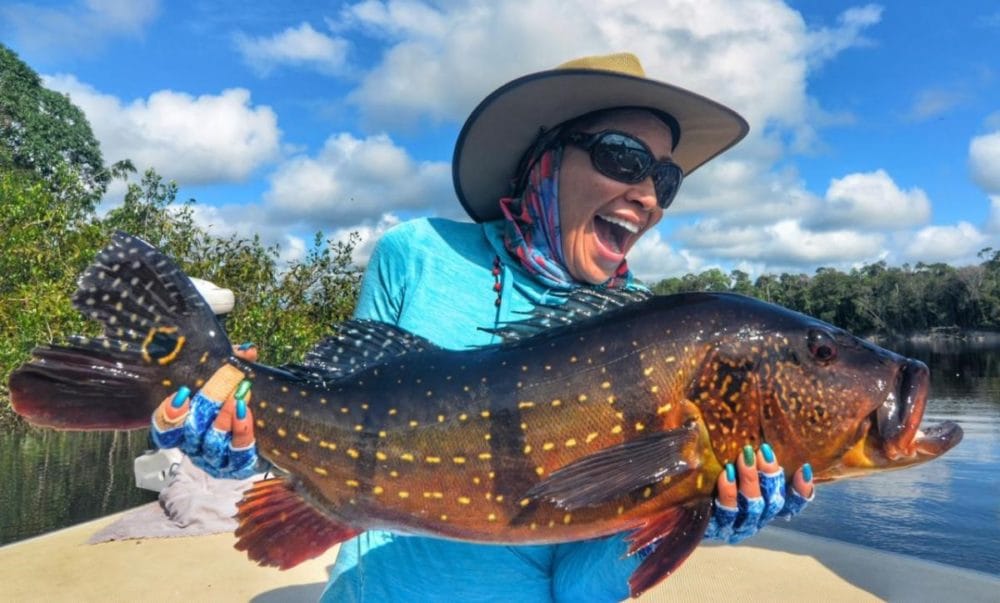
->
[817, 360, 963, 481]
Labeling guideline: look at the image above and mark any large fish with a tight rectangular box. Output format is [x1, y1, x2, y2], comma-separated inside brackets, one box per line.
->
[9, 233, 963, 597]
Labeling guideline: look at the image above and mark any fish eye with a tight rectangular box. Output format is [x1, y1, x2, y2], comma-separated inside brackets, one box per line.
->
[807, 329, 838, 364]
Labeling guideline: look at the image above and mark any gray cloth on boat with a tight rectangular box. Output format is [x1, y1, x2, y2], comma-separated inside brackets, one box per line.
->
[88, 455, 263, 543]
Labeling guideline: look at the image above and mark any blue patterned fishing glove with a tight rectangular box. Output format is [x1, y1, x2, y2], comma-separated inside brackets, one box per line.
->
[151, 365, 260, 479]
[704, 466, 812, 543]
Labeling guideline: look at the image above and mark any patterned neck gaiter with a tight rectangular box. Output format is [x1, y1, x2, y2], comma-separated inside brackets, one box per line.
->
[499, 147, 633, 290]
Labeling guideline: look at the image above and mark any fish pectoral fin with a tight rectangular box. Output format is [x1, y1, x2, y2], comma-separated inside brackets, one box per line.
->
[627, 499, 713, 597]
[235, 478, 358, 570]
[522, 424, 699, 511]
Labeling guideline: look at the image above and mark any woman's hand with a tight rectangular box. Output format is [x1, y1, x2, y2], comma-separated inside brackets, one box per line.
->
[703, 443, 815, 543]
[150, 344, 261, 479]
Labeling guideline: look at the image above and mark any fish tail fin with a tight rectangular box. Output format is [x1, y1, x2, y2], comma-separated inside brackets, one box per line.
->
[627, 499, 713, 598]
[235, 478, 359, 569]
[9, 232, 234, 430]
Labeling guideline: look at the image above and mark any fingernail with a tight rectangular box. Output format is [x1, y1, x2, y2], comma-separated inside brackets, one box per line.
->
[234, 380, 252, 401]
[238, 342, 256, 351]
[803, 463, 813, 483]
[236, 398, 247, 420]
[743, 445, 755, 467]
[171, 386, 191, 408]
[725, 463, 736, 483]
[761, 442, 775, 463]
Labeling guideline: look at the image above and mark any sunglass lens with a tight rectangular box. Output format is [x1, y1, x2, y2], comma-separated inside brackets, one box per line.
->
[591, 134, 651, 183]
[652, 163, 683, 209]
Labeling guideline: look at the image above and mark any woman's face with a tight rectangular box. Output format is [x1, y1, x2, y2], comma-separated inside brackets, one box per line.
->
[557, 110, 673, 285]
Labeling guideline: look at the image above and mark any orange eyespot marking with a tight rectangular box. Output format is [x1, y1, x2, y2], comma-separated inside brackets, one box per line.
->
[141, 326, 185, 366]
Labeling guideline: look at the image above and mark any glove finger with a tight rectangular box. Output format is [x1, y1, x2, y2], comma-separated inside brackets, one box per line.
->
[758, 468, 786, 527]
[730, 492, 765, 543]
[181, 392, 224, 458]
[200, 427, 232, 471]
[704, 499, 739, 541]
[226, 443, 260, 479]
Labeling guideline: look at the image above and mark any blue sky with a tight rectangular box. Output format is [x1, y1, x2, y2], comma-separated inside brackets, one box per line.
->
[3, 0, 998, 282]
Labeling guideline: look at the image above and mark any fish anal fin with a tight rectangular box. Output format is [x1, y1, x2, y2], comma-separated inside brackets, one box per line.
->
[522, 424, 699, 510]
[627, 499, 713, 597]
[235, 478, 358, 570]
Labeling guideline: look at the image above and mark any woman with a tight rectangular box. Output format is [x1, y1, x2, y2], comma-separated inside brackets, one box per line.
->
[153, 53, 814, 601]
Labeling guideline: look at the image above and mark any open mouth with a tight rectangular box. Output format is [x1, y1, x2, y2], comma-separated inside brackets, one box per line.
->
[874, 360, 962, 461]
[594, 214, 639, 256]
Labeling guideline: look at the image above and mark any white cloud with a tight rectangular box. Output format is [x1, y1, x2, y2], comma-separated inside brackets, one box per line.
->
[262, 133, 454, 227]
[906, 88, 966, 122]
[804, 4, 883, 66]
[808, 170, 931, 231]
[970, 130, 1000, 194]
[234, 22, 350, 76]
[329, 213, 403, 267]
[43, 74, 281, 184]
[1, 0, 159, 55]
[625, 229, 704, 283]
[903, 222, 988, 264]
[674, 218, 885, 267]
[336, 0, 880, 147]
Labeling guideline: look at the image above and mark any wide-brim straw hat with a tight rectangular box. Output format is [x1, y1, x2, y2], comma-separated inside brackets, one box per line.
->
[453, 52, 749, 223]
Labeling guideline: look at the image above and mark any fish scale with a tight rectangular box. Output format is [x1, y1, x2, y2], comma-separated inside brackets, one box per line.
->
[9, 232, 964, 598]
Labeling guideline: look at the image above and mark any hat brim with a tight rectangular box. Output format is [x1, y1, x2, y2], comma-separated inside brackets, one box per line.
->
[453, 68, 749, 223]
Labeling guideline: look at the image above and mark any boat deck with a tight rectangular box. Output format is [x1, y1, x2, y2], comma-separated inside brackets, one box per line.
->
[1, 509, 996, 601]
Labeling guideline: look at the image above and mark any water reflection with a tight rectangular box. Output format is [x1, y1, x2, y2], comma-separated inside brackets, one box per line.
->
[0, 429, 156, 544]
[784, 344, 1000, 575]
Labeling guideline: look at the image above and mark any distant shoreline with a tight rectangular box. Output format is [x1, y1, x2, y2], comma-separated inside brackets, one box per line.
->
[870, 329, 1000, 347]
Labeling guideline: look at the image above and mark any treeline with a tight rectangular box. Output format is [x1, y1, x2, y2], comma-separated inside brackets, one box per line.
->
[650, 257, 1000, 336]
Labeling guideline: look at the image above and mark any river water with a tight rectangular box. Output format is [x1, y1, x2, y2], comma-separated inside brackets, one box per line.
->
[1, 343, 998, 575]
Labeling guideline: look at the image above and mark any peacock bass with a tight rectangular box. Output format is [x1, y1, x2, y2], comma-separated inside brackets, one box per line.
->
[9, 233, 963, 597]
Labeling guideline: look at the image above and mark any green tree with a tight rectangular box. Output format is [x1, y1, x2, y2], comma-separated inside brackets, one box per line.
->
[0, 44, 110, 212]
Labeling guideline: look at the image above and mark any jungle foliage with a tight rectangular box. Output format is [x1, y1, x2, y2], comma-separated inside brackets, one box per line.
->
[650, 256, 1000, 336]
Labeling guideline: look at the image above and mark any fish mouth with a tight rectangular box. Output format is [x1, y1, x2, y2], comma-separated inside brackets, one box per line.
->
[834, 360, 962, 477]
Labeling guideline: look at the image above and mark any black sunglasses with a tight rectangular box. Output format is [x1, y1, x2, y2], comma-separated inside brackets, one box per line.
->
[564, 130, 684, 209]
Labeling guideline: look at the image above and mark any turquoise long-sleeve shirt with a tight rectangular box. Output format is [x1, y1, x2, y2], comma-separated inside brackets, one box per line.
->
[321, 217, 643, 602]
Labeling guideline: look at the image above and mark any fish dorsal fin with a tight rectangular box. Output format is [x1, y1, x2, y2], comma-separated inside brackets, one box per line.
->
[486, 288, 651, 342]
[283, 319, 440, 385]
[73, 231, 226, 352]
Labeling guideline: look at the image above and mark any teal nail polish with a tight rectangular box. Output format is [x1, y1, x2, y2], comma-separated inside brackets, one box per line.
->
[234, 380, 252, 401]
[803, 463, 813, 482]
[761, 442, 775, 463]
[743, 445, 755, 467]
[238, 342, 255, 351]
[725, 463, 736, 483]
[171, 386, 191, 408]
[236, 398, 247, 420]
